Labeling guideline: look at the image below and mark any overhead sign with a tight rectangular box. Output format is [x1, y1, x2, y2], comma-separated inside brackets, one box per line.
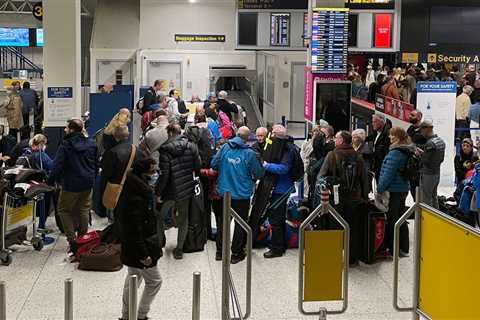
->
[238, 0, 308, 10]
[346, 0, 395, 9]
[374, 13, 392, 48]
[402, 52, 419, 64]
[174, 34, 226, 43]
[427, 53, 480, 64]
[32, 2, 43, 21]
[311, 8, 349, 74]
[416, 81, 456, 187]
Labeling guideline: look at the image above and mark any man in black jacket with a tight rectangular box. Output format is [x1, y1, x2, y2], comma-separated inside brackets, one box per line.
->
[143, 80, 162, 113]
[157, 124, 201, 260]
[118, 156, 162, 320]
[366, 114, 390, 182]
[100, 125, 134, 223]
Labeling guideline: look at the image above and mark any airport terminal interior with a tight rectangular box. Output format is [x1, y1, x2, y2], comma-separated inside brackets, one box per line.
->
[0, 0, 478, 319]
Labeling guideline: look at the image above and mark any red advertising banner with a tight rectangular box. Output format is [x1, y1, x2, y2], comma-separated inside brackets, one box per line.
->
[304, 67, 314, 122]
[375, 94, 414, 123]
[374, 13, 392, 48]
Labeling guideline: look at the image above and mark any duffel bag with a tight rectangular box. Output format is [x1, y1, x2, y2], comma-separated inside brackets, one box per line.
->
[78, 243, 122, 272]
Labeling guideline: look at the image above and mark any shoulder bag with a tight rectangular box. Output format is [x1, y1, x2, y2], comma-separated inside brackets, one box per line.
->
[102, 145, 136, 209]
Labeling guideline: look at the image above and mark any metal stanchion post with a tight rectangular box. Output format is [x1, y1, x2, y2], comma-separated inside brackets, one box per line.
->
[221, 193, 231, 320]
[192, 272, 201, 320]
[0, 281, 6, 320]
[64, 279, 73, 320]
[129, 275, 138, 320]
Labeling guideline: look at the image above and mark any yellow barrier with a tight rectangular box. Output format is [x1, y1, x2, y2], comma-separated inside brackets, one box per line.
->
[6, 203, 33, 232]
[418, 207, 480, 320]
[304, 230, 343, 302]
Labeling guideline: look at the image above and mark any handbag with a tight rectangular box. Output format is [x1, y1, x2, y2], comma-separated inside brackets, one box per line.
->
[102, 145, 136, 209]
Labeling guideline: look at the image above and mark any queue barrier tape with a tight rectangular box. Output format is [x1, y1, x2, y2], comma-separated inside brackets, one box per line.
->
[303, 230, 343, 302]
[417, 207, 480, 319]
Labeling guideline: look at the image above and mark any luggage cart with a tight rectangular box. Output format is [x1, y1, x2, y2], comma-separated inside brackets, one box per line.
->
[0, 192, 44, 266]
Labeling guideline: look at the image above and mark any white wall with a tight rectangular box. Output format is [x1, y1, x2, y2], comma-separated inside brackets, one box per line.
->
[90, 49, 137, 91]
[140, 0, 237, 50]
[258, 51, 307, 124]
[91, 0, 139, 49]
[137, 50, 256, 101]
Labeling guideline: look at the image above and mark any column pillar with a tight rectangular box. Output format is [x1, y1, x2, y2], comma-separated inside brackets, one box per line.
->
[42, 0, 81, 155]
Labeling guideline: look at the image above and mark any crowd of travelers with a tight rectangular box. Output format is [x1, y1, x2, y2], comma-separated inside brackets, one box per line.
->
[5, 71, 479, 319]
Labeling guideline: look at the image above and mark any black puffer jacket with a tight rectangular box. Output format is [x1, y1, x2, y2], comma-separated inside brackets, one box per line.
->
[157, 136, 201, 201]
[118, 172, 161, 269]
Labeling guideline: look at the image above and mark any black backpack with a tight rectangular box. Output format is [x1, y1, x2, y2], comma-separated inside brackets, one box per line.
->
[289, 143, 305, 182]
[397, 149, 420, 180]
[332, 152, 359, 193]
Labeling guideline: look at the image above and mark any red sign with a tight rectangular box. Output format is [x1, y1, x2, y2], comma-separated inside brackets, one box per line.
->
[304, 67, 314, 122]
[375, 94, 414, 123]
[374, 14, 392, 48]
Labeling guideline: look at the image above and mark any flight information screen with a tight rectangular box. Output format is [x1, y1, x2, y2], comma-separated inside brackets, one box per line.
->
[0, 28, 29, 47]
[311, 8, 349, 74]
[270, 13, 290, 46]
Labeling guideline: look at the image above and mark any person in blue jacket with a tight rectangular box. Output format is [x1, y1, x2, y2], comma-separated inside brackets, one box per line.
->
[211, 126, 264, 264]
[50, 118, 97, 250]
[262, 124, 295, 259]
[377, 126, 415, 258]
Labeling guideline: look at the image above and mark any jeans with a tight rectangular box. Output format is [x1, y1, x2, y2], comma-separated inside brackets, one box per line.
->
[421, 174, 440, 209]
[385, 192, 409, 254]
[230, 199, 250, 257]
[268, 194, 288, 253]
[121, 266, 162, 319]
[159, 199, 190, 251]
[58, 190, 92, 242]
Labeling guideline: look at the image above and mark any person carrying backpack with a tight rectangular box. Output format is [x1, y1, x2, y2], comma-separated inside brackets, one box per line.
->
[377, 127, 416, 258]
[319, 130, 367, 265]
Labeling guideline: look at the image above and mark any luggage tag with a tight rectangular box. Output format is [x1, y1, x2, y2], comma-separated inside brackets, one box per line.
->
[333, 184, 340, 205]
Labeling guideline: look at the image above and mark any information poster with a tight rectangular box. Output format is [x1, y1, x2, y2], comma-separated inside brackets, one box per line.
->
[311, 8, 349, 74]
[270, 13, 290, 46]
[47, 87, 74, 123]
[374, 13, 392, 48]
[304, 67, 314, 122]
[416, 82, 457, 186]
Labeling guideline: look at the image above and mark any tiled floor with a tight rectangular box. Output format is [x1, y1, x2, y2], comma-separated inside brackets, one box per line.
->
[0, 215, 419, 320]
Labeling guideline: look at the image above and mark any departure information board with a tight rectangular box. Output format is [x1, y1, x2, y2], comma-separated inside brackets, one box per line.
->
[271, 13, 290, 46]
[311, 8, 349, 74]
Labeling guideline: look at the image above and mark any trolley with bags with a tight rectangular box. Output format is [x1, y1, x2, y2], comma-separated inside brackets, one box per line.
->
[0, 167, 54, 266]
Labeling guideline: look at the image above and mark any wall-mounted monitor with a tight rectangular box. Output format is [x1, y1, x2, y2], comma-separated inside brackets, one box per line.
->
[373, 13, 392, 48]
[0, 28, 29, 47]
[270, 13, 290, 46]
[238, 13, 258, 46]
[36, 28, 43, 47]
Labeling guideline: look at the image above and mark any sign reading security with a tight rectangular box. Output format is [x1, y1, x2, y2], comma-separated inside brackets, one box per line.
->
[174, 34, 226, 43]
[428, 53, 480, 64]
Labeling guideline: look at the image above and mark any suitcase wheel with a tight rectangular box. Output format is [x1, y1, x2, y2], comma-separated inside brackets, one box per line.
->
[0, 251, 12, 266]
[32, 237, 44, 251]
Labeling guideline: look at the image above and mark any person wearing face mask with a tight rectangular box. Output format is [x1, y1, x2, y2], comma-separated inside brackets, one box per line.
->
[117, 156, 163, 320]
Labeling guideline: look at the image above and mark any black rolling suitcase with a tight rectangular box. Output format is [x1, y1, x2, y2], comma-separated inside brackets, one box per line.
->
[359, 202, 386, 264]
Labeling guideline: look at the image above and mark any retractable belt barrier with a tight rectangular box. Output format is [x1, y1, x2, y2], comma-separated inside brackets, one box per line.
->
[393, 188, 480, 319]
[298, 187, 350, 319]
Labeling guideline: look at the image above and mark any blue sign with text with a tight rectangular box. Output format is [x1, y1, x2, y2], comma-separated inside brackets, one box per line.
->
[47, 87, 73, 99]
[417, 82, 457, 93]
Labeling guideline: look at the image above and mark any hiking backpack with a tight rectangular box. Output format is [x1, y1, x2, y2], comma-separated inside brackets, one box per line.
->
[289, 143, 305, 182]
[397, 149, 421, 180]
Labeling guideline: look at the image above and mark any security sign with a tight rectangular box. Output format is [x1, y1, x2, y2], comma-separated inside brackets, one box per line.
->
[427, 53, 437, 63]
[32, 2, 43, 21]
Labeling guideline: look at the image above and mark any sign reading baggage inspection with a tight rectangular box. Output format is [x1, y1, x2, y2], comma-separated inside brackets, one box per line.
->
[174, 34, 226, 43]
